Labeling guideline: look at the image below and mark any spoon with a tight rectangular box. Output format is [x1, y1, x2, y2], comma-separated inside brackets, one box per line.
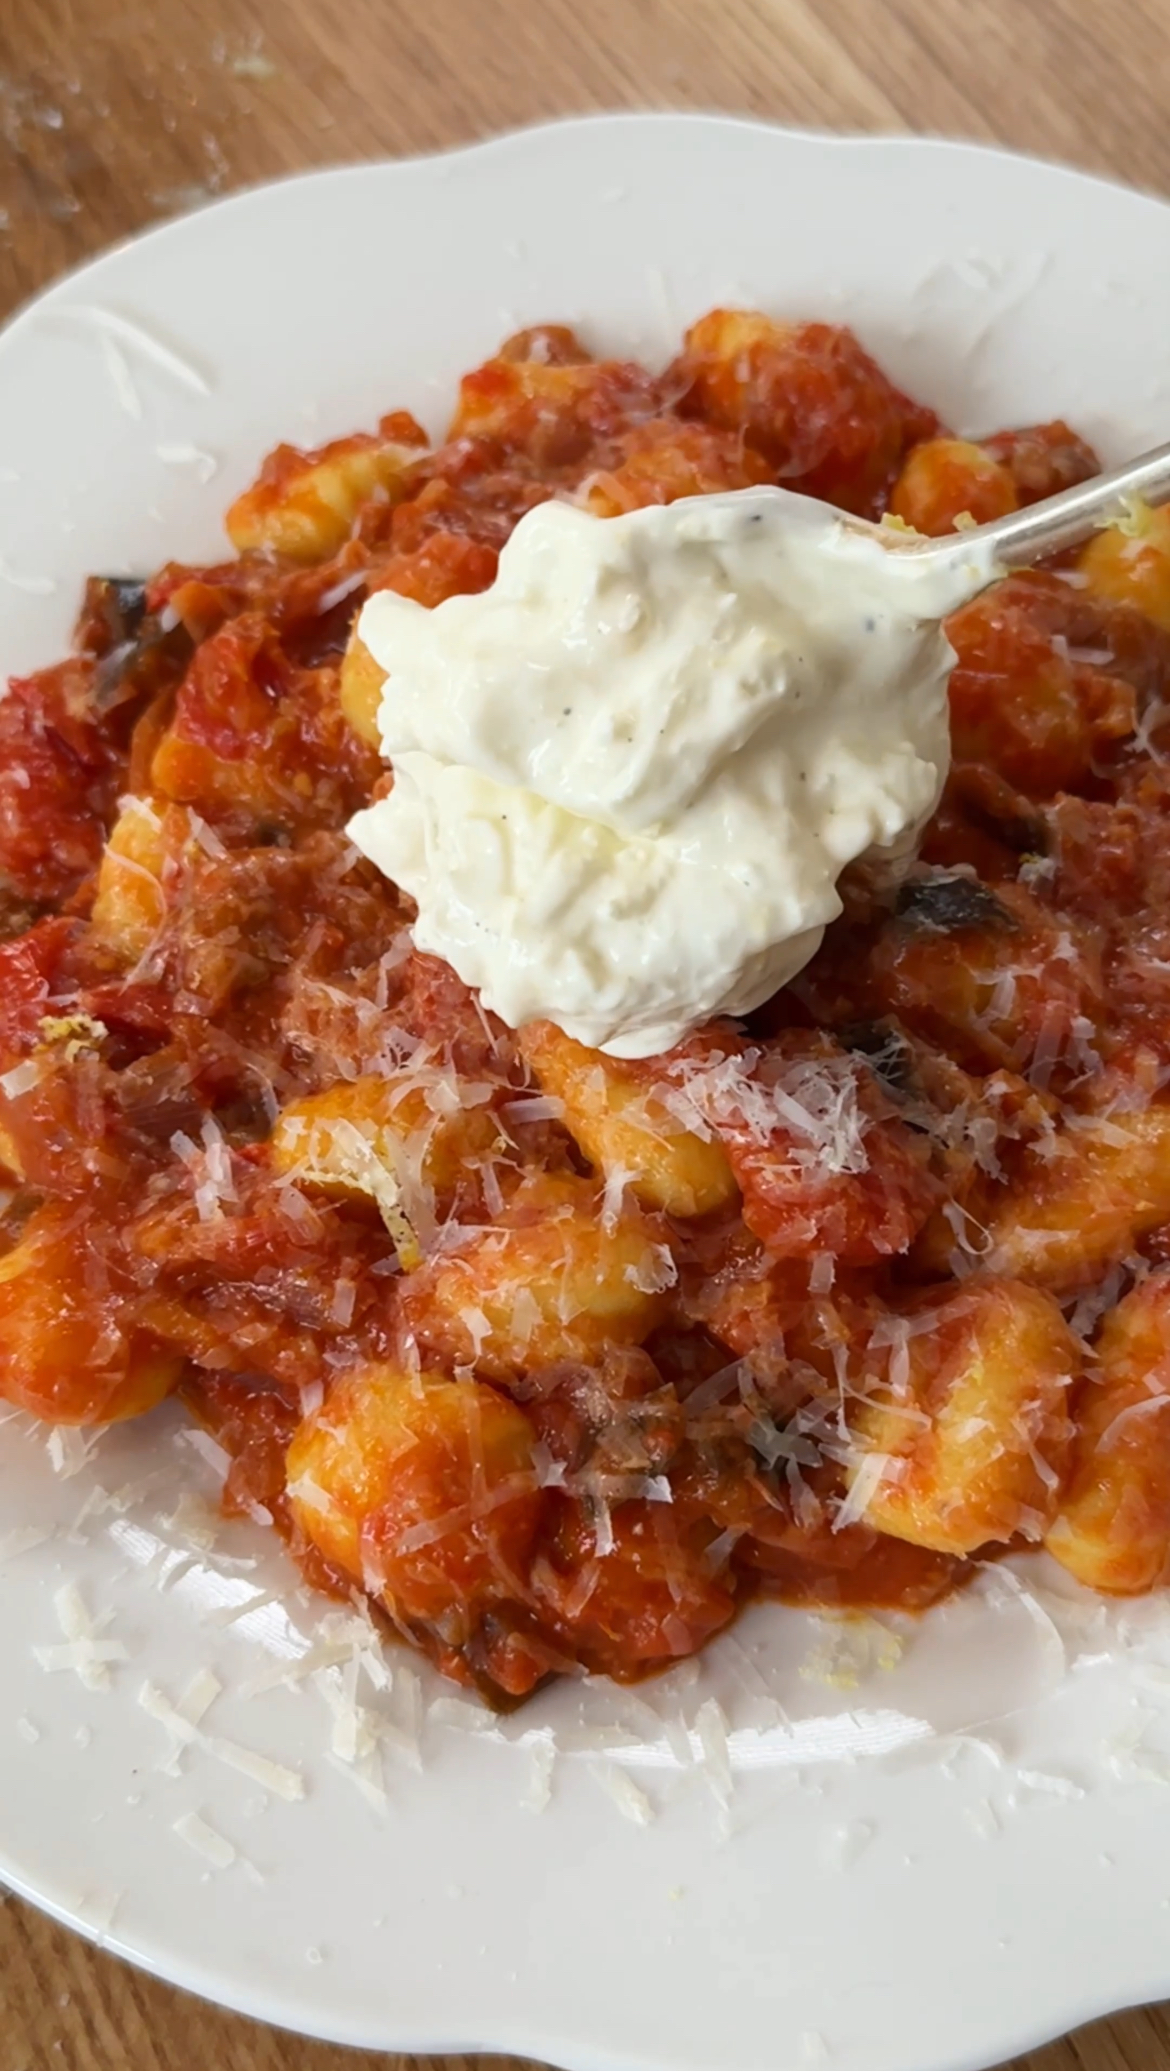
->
[881, 434, 1170, 578]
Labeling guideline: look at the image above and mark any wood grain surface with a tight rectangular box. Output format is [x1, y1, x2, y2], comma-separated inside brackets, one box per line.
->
[4, 3, 1170, 2068]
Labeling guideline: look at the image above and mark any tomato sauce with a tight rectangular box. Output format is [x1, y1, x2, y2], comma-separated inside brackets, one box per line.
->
[5, 311, 1170, 1703]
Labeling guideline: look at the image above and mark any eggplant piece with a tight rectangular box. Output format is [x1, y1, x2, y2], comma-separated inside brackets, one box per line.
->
[894, 873, 1015, 934]
[91, 620, 191, 715]
[839, 1018, 917, 1095]
[73, 575, 192, 717]
[76, 576, 149, 656]
[967, 794, 1048, 861]
[937, 765, 1048, 864]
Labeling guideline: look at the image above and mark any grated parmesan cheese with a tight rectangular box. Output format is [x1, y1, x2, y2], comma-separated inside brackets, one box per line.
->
[77, 1887, 124, 1938]
[47, 1427, 103, 1480]
[0, 1057, 42, 1098]
[963, 1799, 1001, 1840]
[501, 1094, 565, 1124]
[600, 1164, 636, 1232]
[315, 569, 369, 614]
[172, 1810, 236, 1869]
[0, 1526, 52, 1562]
[329, 1277, 357, 1327]
[695, 1696, 733, 1805]
[98, 331, 142, 416]
[158, 1489, 222, 1553]
[34, 1638, 129, 1682]
[56, 303, 213, 394]
[155, 442, 218, 484]
[832, 1452, 894, 1533]
[179, 1428, 233, 1479]
[1098, 1393, 1170, 1452]
[204, 1736, 306, 1802]
[200, 1588, 282, 1630]
[428, 1695, 499, 1734]
[523, 1735, 556, 1812]
[624, 1243, 678, 1295]
[35, 1585, 127, 1691]
[821, 1820, 874, 1870]
[1014, 1768, 1084, 1801]
[591, 1761, 654, 1825]
[139, 1669, 222, 1774]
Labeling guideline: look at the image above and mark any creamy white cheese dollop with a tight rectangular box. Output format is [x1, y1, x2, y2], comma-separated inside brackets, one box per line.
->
[347, 488, 995, 1058]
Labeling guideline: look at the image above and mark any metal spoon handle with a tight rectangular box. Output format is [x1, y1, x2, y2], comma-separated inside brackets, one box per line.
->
[903, 434, 1170, 576]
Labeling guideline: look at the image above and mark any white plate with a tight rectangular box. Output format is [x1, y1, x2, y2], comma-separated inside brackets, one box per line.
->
[5, 113, 1170, 2071]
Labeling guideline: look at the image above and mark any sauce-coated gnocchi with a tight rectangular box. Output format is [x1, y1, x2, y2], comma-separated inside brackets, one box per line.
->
[5, 309, 1170, 1702]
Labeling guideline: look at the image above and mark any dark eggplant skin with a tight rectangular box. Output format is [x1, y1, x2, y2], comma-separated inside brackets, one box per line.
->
[838, 1017, 918, 1095]
[894, 873, 1015, 934]
[82, 577, 149, 645]
[76, 577, 191, 716]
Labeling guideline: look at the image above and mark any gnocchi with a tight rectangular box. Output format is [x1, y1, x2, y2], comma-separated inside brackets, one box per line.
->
[8, 302, 1170, 1704]
[1046, 1274, 1170, 1591]
[1078, 502, 1170, 632]
[985, 1108, 1170, 1292]
[846, 1279, 1079, 1556]
[0, 1204, 181, 1424]
[288, 1364, 540, 1630]
[400, 1171, 675, 1380]
[226, 426, 426, 562]
[519, 1021, 738, 1218]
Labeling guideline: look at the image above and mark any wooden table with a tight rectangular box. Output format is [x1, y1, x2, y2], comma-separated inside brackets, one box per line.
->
[3, 1, 1170, 2067]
